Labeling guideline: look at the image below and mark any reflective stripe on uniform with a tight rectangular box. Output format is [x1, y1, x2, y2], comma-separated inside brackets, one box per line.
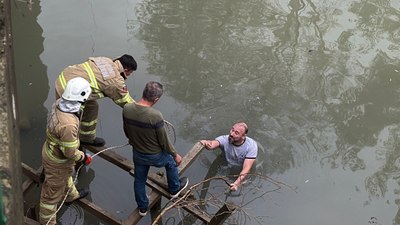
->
[44, 144, 68, 164]
[66, 177, 80, 200]
[39, 202, 57, 224]
[47, 130, 79, 149]
[80, 119, 97, 127]
[114, 92, 134, 104]
[39, 212, 54, 220]
[45, 130, 79, 163]
[67, 177, 74, 188]
[82, 62, 105, 98]
[79, 130, 96, 135]
[39, 213, 53, 220]
[40, 202, 57, 211]
[59, 72, 67, 90]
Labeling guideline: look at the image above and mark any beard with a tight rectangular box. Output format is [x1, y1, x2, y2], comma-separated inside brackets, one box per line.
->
[229, 135, 239, 144]
[229, 135, 245, 146]
[229, 136, 234, 144]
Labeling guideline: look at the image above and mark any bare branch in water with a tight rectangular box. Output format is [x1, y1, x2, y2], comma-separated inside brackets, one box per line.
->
[151, 173, 295, 225]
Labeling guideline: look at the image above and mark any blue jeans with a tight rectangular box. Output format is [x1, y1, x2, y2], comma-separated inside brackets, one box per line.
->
[132, 149, 180, 209]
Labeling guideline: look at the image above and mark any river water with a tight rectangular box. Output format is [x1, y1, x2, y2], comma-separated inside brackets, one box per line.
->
[12, 0, 400, 224]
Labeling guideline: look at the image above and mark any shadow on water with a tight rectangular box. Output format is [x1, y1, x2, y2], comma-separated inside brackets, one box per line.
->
[11, 0, 48, 169]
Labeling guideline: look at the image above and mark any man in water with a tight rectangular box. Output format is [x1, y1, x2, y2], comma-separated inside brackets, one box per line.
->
[200, 122, 258, 191]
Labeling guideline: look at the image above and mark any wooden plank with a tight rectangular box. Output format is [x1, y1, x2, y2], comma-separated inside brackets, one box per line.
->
[126, 170, 211, 223]
[85, 146, 134, 172]
[21, 143, 209, 225]
[85, 143, 204, 190]
[84, 146, 133, 172]
[21, 163, 41, 183]
[84, 141, 204, 175]
[22, 179, 35, 195]
[76, 199, 122, 225]
[208, 202, 237, 225]
[144, 178, 212, 223]
[177, 142, 205, 174]
[22, 164, 43, 194]
[21, 163, 123, 225]
[85, 143, 211, 223]
[122, 190, 161, 225]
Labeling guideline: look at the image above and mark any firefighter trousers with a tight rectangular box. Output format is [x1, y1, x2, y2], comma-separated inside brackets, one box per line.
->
[79, 100, 99, 143]
[39, 158, 79, 225]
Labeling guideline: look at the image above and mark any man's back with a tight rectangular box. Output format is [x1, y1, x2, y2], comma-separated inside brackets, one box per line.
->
[123, 102, 175, 155]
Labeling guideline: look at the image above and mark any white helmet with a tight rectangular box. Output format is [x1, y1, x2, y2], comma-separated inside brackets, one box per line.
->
[62, 77, 92, 102]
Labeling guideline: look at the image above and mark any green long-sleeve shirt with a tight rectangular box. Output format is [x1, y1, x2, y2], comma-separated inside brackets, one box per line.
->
[122, 103, 177, 156]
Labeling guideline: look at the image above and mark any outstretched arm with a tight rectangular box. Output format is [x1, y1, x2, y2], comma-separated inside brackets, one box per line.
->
[200, 140, 220, 150]
[230, 158, 256, 191]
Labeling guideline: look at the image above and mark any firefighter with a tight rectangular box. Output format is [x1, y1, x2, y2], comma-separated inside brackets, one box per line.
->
[39, 77, 93, 225]
[55, 54, 137, 147]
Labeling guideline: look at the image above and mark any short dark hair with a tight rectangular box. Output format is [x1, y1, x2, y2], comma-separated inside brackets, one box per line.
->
[115, 54, 137, 71]
[143, 81, 163, 102]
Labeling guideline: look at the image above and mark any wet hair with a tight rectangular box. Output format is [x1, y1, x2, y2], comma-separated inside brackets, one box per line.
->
[115, 54, 137, 71]
[235, 122, 248, 134]
[142, 81, 163, 102]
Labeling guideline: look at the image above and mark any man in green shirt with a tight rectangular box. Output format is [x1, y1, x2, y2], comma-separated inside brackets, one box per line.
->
[123, 81, 188, 216]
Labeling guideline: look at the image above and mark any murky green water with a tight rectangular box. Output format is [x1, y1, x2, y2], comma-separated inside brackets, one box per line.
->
[12, 0, 400, 224]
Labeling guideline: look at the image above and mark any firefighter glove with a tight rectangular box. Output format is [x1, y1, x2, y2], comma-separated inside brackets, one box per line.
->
[83, 153, 92, 165]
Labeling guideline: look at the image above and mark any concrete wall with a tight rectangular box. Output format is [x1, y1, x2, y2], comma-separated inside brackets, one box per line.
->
[0, 0, 24, 224]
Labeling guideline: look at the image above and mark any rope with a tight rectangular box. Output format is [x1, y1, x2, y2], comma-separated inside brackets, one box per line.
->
[164, 120, 176, 145]
[45, 143, 129, 225]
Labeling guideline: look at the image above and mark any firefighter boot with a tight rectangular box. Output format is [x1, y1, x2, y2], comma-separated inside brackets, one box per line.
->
[65, 188, 90, 206]
[81, 137, 106, 147]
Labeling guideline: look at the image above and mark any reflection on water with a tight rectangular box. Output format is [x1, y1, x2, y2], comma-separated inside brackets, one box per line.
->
[12, 0, 400, 224]
[134, 0, 400, 224]
[11, 0, 48, 169]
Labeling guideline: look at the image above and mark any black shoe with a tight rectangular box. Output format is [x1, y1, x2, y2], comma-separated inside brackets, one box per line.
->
[138, 208, 147, 216]
[169, 177, 189, 198]
[81, 137, 106, 147]
[65, 188, 90, 206]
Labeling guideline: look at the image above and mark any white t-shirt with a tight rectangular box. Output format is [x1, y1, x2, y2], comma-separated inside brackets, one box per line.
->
[216, 135, 258, 167]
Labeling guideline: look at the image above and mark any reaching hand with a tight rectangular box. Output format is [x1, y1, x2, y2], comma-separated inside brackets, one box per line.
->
[174, 153, 182, 166]
[230, 183, 239, 191]
[200, 140, 213, 150]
